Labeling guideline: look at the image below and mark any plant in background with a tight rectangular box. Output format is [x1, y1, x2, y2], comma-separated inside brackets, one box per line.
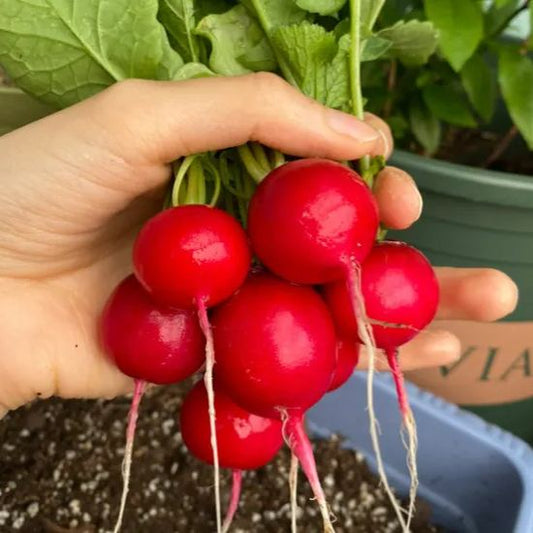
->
[362, 0, 532, 170]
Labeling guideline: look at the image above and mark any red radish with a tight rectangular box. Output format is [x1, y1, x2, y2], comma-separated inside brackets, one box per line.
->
[212, 272, 337, 531]
[100, 275, 205, 533]
[247, 159, 379, 285]
[328, 338, 360, 393]
[323, 241, 439, 350]
[212, 272, 336, 418]
[133, 204, 251, 532]
[180, 380, 283, 531]
[133, 205, 251, 309]
[324, 241, 439, 530]
[101, 275, 205, 385]
[247, 159, 399, 528]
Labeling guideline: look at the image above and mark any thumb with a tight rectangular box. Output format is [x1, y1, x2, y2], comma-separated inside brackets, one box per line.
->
[64, 73, 382, 168]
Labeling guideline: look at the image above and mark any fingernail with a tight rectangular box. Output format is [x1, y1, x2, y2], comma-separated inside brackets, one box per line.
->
[413, 184, 423, 221]
[326, 109, 379, 143]
[378, 128, 392, 159]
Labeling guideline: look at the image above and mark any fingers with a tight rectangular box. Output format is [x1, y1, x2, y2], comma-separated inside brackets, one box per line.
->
[358, 329, 461, 371]
[81, 74, 384, 166]
[364, 112, 393, 159]
[373, 166, 422, 229]
[436, 267, 518, 321]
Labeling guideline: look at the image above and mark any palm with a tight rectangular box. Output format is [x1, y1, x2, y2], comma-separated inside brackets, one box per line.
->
[0, 134, 171, 411]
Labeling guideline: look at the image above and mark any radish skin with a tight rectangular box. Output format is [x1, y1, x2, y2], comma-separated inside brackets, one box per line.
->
[222, 470, 243, 533]
[284, 413, 335, 533]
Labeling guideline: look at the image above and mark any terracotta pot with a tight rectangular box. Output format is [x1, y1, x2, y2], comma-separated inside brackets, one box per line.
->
[389, 149, 533, 445]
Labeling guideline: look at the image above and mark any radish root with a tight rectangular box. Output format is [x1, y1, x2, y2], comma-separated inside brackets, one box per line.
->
[113, 379, 146, 533]
[344, 260, 409, 532]
[289, 453, 299, 533]
[197, 298, 222, 533]
[387, 349, 419, 531]
[283, 413, 335, 533]
[222, 470, 242, 533]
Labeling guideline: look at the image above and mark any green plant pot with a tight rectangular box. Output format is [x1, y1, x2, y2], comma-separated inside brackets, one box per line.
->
[389, 149, 533, 445]
[0, 87, 54, 136]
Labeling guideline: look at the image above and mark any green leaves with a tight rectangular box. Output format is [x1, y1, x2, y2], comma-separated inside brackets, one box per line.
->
[423, 0, 483, 71]
[158, 0, 199, 62]
[498, 47, 533, 149]
[172, 62, 215, 80]
[195, 5, 276, 76]
[0, 0, 182, 108]
[378, 20, 439, 66]
[422, 84, 477, 127]
[242, 0, 307, 29]
[295, 0, 347, 17]
[360, 0, 386, 36]
[271, 22, 350, 109]
[460, 53, 496, 122]
[361, 36, 392, 62]
[409, 98, 441, 155]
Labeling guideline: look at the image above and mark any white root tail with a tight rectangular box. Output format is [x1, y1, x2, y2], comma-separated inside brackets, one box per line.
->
[197, 299, 222, 533]
[344, 260, 410, 532]
[113, 379, 146, 533]
[289, 453, 299, 533]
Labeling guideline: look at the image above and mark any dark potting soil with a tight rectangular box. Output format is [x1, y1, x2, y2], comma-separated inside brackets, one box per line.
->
[0, 383, 440, 533]
[433, 126, 533, 176]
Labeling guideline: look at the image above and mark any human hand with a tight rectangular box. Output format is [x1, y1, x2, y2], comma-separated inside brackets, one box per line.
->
[0, 73, 518, 418]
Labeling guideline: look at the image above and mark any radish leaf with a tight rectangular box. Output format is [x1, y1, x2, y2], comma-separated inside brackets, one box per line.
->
[361, 36, 392, 62]
[422, 84, 477, 127]
[159, 0, 199, 63]
[423, 0, 483, 71]
[172, 62, 216, 80]
[460, 53, 496, 122]
[378, 20, 439, 67]
[409, 98, 441, 155]
[196, 5, 275, 76]
[295, 0, 347, 17]
[0, 0, 181, 108]
[498, 47, 533, 149]
[272, 22, 350, 110]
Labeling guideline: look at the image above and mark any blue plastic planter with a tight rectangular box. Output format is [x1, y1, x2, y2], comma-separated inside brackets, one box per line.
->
[307, 373, 533, 533]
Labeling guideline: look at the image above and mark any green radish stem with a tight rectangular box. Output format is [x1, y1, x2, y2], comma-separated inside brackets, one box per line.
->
[271, 149, 286, 168]
[172, 155, 197, 206]
[197, 298, 222, 533]
[349, 0, 371, 182]
[222, 470, 243, 533]
[237, 144, 268, 183]
[289, 453, 299, 533]
[343, 260, 408, 532]
[251, 142, 271, 174]
[113, 379, 146, 533]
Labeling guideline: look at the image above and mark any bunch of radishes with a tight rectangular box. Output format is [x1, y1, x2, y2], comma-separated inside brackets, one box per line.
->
[101, 158, 439, 533]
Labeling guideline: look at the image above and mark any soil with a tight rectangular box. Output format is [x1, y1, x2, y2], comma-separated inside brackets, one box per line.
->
[0, 382, 441, 533]
[430, 126, 532, 176]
